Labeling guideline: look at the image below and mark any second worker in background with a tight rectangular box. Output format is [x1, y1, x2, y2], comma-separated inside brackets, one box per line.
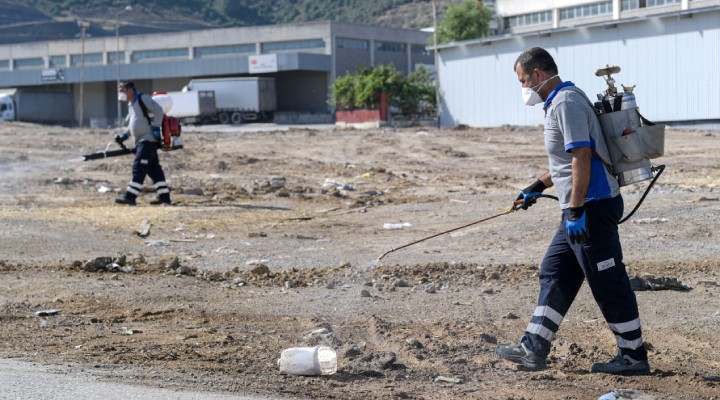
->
[114, 81, 172, 206]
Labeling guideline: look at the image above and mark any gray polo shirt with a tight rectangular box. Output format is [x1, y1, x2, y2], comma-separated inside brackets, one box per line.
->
[124, 92, 164, 144]
[543, 83, 619, 209]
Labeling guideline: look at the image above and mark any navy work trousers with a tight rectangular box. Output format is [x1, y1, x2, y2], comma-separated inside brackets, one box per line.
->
[520, 195, 648, 362]
[123, 141, 169, 200]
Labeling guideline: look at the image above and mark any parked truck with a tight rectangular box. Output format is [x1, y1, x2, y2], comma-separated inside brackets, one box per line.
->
[0, 89, 75, 125]
[182, 77, 276, 124]
[163, 90, 217, 125]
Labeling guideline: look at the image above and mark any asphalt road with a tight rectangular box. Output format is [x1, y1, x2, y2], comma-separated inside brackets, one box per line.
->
[0, 359, 290, 400]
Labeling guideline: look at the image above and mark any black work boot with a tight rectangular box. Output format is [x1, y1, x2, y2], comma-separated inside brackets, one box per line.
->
[495, 343, 547, 370]
[149, 194, 171, 206]
[591, 352, 651, 376]
[115, 195, 137, 206]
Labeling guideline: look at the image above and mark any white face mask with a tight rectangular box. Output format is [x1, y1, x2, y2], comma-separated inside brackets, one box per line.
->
[521, 74, 557, 106]
[118, 92, 127, 102]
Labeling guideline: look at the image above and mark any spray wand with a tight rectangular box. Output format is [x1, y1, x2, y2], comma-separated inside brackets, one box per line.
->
[378, 194, 558, 261]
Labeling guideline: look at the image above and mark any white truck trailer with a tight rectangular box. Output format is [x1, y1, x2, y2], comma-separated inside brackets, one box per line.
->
[183, 77, 276, 124]
[163, 90, 217, 125]
[0, 89, 75, 125]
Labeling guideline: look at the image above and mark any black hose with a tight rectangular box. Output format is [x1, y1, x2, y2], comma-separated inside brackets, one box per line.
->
[618, 164, 665, 224]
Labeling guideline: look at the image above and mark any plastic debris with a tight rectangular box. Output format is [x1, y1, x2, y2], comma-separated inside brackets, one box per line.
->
[629, 275, 692, 291]
[383, 222, 411, 230]
[34, 309, 61, 317]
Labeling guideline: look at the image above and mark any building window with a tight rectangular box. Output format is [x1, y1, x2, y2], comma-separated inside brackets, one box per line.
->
[131, 48, 189, 63]
[71, 53, 103, 66]
[261, 39, 325, 53]
[0, 60, 9, 70]
[506, 10, 553, 28]
[194, 44, 256, 58]
[411, 44, 431, 56]
[13, 57, 44, 70]
[108, 51, 125, 64]
[336, 37, 369, 50]
[560, 1, 613, 21]
[647, 0, 681, 7]
[50, 55, 67, 67]
[376, 41, 406, 53]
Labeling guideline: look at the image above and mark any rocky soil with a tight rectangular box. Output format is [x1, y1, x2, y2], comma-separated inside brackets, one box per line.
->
[0, 122, 718, 399]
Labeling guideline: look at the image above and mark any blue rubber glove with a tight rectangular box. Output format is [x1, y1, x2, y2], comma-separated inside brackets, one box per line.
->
[151, 125, 162, 140]
[515, 179, 548, 210]
[566, 206, 589, 244]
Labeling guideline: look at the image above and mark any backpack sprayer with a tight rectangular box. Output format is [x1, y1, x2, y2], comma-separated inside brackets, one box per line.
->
[378, 65, 666, 260]
[76, 92, 183, 161]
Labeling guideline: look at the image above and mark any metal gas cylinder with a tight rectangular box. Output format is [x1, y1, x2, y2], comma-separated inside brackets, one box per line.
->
[621, 85, 637, 110]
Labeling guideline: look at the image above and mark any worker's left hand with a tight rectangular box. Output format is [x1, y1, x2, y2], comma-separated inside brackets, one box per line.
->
[566, 206, 589, 244]
[151, 125, 161, 140]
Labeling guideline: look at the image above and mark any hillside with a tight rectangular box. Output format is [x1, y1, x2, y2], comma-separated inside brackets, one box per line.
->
[0, 0, 462, 44]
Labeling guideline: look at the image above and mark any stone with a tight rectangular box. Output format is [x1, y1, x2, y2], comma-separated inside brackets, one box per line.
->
[425, 283, 437, 294]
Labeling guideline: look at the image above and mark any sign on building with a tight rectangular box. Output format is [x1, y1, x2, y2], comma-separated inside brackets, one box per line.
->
[41, 68, 64, 82]
[249, 54, 278, 74]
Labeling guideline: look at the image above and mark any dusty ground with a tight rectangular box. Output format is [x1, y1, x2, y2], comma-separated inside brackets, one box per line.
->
[0, 121, 718, 399]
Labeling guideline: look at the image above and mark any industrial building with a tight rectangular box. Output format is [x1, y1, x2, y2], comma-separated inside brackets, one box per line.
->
[438, 0, 719, 127]
[0, 21, 433, 126]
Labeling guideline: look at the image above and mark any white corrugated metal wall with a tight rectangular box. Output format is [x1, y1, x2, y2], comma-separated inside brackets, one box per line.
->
[438, 9, 720, 127]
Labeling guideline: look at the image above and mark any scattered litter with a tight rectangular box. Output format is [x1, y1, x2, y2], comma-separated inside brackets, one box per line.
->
[174, 224, 187, 231]
[233, 277, 246, 285]
[246, 258, 270, 266]
[363, 190, 383, 196]
[704, 375, 720, 382]
[107, 264, 135, 273]
[248, 232, 267, 238]
[416, 131, 429, 136]
[450, 199, 470, 204]
[278, 346, 337, 376]
[632, 217, 668, 224]
[269, 176, 286, 188]
[323, 178, 354, 191]
[34, 309, 61, 317]
[629, 275, 692, 291]
[146, 240, 171, 247]
[121, 327, 142, 335]
[97, 185, 110, 193]
[170, 239, 197, 243]
[357, 172, 373, 179]
[54, 177, 70, 184]
[383, 222, 411, 230]
[136, 220, 151, 237]
[434, 376, 463, 384]
[598, 389, 655, 400]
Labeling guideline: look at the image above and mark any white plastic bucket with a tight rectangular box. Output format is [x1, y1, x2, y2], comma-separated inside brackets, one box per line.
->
[278, 346, 337, 375]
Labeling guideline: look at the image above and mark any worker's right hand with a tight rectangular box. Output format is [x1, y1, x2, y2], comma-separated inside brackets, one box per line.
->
[115, 133, 128, 146]
[515, 179, 548, 210]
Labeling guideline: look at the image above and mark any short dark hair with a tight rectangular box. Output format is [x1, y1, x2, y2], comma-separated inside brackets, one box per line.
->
[119, 81, 135, 91]
[514, 47, 558, 75]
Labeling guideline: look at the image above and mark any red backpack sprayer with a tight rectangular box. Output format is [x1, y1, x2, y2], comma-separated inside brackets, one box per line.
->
[378, 65, 666, 262]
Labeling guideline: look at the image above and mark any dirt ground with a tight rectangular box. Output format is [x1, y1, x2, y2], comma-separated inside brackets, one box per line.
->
[0, 121, 718, 399]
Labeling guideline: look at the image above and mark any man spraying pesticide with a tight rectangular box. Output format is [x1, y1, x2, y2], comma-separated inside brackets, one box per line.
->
[77, 82, 183, 205]
[379, 47, 665, 377]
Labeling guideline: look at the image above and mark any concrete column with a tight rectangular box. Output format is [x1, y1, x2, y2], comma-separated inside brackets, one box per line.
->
[406, 42, 412, 75]
[369, 39, 375, 66]
[613, 0, 621, 19]
[553, 8, 560, 29]
[681, 0, 689, 10]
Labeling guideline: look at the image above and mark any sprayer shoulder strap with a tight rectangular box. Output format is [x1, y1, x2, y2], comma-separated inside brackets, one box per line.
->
[577, 92, 617, 176]
[136, 93, 153, 126]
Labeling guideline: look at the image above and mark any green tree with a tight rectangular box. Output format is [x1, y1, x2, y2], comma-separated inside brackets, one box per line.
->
[436, 0, 492, 44]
